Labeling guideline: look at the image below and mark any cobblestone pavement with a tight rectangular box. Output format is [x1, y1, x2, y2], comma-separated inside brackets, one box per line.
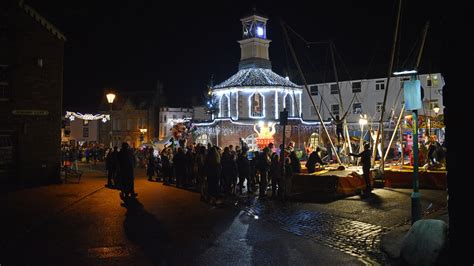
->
[233, 197, 392, 264]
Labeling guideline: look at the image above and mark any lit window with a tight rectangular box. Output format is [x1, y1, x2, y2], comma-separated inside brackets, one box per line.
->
[284, 94, 294, 116]
[251, 93, 264, 117]
[353, 103, 362, 114]
[220, 94, 229, 117]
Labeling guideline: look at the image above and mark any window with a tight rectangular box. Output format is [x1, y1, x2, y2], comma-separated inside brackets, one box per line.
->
[310, 85, 318, 95]
[426, 75, 439, 87]
[220, 94, 229, 117]
[331, 104, 339, 115]
[352, 81, 361, 93]
[353, 103, 362, 114]
[196, 134, 209, 145]
[83, 120, 89, 126]
[284, 94, 293, 116]
[83, 127, 89, 138]
[376, 80, 385, 90]
[127, 119, 132, 130]
[330, 84, 339, 94]
[251, 93, 263, 117]
[0, 65, 9, 100]
[429, 100, 439, 110]
[376, 102, 383, 112]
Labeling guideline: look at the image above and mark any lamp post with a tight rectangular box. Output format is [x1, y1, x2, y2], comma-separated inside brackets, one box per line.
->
[139, 128, 147, 144]
[432, 105, 440, 139]
[359, 115, 368, 153]
[395, 70, 422, 224]
[106, 92, 116, 148]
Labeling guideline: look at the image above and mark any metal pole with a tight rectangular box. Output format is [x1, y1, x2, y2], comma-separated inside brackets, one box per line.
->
[384, 104, 405, 162]
[412, 110, 421, 223]
[281, 116, 286, 199]
[109, 103, 113, 148]
[280, 20, 341, 164]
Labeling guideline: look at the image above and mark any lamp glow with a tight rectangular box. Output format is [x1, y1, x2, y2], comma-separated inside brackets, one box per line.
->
[106, 93, 116, 104]
[256, 26, 264, 37]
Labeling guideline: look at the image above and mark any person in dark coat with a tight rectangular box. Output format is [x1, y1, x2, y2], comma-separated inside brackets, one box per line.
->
[118, 142, 137, 199]
[237, 148, 250, 195]
[350, 143, 372, 194]
[205, 146, 221, 201]
[173, 147, 186, 188]
[305, 147, 325, 173]
[270, 153, 281, 198]
[146, 148, 156, 181]
[258, 147, 272, 197]
[161, 148, 172, 185]
[221, 147, 238, 197]
[289, 151, 301, 174]
[106, 146, 119, 187]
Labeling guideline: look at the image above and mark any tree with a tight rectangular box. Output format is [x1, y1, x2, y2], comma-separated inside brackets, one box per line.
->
[204, 75, 219, 117]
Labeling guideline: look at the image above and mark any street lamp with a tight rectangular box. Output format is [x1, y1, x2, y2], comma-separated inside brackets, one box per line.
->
[359, 115, 368, 153]
[139, 128, 147, 143]
[106, 92, 116, 148]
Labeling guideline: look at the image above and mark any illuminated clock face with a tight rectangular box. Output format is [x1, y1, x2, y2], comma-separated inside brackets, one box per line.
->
[256, 26, 264, 37]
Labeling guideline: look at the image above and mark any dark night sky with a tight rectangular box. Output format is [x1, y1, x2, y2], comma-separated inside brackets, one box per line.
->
[26, 0, 443, 112]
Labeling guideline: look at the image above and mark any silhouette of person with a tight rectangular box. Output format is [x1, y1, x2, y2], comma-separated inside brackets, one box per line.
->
[350, 143, 372, 194]
[334, 115, 344, 144]
[118, 142, 137, 199]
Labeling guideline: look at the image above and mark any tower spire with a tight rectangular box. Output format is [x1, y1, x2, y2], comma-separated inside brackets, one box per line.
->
[238, 9, 272, 70]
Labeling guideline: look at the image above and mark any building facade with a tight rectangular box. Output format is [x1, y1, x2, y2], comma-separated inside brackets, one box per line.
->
[99, 90, 159, 148]
[61, 112, 109, 146]
[301, 74, 444, 125]
[0, 1, 65, 186]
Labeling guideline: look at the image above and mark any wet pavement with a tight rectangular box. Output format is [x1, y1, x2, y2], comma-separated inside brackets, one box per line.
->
[0, 162, 447, 265]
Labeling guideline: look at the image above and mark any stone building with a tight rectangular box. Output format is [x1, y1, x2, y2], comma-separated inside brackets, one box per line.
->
[0, 1, 65, 186]
[99, 90, 159, 148]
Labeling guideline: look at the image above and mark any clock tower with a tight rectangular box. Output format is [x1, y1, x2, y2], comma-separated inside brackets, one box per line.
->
[238, 9, 272, 70]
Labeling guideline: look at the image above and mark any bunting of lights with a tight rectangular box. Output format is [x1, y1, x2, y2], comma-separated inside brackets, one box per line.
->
[65, 111, 110, 123]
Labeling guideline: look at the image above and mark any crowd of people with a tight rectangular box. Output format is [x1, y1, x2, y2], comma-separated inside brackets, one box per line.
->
[103, 139, 328, 204]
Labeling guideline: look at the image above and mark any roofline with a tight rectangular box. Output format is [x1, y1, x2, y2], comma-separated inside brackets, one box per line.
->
[19, 1, 67, 41]
[213, 84, 302, 90]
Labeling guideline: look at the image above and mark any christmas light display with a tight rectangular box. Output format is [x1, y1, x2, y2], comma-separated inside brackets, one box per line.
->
[213, 68, 300, 89]
[65, 111, 110, 123]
